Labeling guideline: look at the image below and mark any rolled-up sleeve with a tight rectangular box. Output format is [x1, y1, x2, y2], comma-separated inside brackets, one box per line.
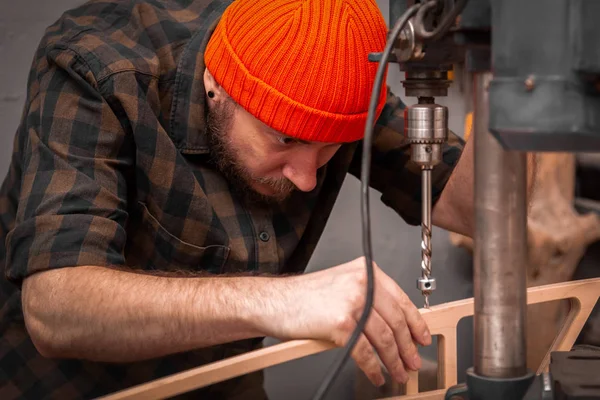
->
[6, 47, 131, 284]
[348, 88, 465, 226]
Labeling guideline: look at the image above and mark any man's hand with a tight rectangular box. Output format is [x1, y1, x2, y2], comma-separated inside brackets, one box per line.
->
[259, 257, 432, 387]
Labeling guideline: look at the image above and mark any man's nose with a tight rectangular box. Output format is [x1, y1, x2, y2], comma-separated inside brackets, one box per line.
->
[281, 153, 319, 192]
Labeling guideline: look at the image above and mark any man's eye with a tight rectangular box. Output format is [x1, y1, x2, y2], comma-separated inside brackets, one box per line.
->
[278, 136, 296, 145]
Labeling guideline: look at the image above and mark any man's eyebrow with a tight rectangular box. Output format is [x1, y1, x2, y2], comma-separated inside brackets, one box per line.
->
[268, 127, 336, 146]
[267, 128, 305, 143]
[285, 135, 314, 145]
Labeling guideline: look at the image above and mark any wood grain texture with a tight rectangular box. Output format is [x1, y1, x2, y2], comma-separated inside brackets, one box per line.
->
[99, 278, 600, 400]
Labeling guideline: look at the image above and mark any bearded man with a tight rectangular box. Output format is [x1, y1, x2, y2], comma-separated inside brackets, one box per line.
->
[0, 0, 472, 398]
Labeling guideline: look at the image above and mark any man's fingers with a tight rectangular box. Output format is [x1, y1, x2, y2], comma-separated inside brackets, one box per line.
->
[371, 293, 421, 371]
[375, 267, 432, 347]
[397, 290, 431, 346]
[393, 311, 422, 371]
[351, 333, 385, 387]
[364, 310, 409, 383]
[331, 313, 384, 387]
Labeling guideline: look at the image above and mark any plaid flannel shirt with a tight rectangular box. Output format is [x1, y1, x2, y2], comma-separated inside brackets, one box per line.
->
[0, 0, 464, 398]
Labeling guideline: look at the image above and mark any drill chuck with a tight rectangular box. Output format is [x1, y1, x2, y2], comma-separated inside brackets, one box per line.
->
[404, 103, 448, 166]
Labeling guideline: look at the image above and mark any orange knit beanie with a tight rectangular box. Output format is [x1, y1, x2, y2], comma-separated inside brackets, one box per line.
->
[205, 0, 389, 143]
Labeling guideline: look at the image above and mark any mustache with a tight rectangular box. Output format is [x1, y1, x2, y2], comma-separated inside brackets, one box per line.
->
[255, 175, 296, 194]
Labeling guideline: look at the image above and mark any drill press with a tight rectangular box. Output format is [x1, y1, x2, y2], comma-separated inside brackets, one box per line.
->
[388, 0, 600, 399]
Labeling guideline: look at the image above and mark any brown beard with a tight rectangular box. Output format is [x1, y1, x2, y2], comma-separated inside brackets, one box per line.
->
[205, 97, 296, 205]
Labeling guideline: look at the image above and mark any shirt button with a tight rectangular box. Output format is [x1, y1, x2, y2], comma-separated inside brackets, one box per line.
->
[259, 231, 270, 242]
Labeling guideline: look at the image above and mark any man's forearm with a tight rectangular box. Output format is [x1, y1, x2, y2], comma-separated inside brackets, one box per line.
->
[22, 265, 283, 362]
[432, 136, 537, 237]
[432, 136, 475, 237]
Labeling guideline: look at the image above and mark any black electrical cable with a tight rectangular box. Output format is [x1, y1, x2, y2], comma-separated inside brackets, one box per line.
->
[310, 4, 422, 400]
[414, 0, 468, 41]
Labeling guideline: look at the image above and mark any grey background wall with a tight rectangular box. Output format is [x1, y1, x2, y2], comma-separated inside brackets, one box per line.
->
[0, 1, 474, 399]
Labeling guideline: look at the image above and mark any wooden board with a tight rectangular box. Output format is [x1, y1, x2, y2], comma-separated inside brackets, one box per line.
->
[99, 278, 600, 400]
[382, 389, 446, 400]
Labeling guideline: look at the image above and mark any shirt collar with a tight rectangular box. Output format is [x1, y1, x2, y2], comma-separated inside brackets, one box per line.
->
[169, 0, 233, 154]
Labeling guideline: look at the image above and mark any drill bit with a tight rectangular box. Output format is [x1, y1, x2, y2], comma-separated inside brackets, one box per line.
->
[421, 167, 433, 308]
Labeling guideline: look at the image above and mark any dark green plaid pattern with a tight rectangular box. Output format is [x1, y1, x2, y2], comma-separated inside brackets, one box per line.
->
[0, 0, 465, 398]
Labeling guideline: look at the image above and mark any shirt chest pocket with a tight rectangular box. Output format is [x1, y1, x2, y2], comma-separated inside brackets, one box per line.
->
[124, 201, 230, 274]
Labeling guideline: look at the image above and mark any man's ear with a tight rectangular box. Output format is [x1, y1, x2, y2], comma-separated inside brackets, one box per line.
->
[204, 68, 226, 102]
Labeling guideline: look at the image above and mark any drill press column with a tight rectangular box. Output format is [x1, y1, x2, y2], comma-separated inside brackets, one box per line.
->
[473, 71, 528, 378]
